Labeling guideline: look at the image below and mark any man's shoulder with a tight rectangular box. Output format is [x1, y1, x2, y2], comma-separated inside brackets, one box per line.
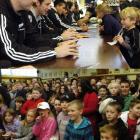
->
[48, 8, 56, 16]
[0, 0, 8, 14]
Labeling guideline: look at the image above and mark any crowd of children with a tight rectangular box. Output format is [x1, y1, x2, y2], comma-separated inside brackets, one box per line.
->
[0, 74, 140, 139]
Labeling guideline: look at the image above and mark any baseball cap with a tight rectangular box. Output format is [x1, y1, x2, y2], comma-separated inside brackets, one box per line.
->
[37, 102, 50, 110]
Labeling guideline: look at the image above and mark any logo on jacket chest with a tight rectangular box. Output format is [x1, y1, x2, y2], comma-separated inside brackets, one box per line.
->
[18, 22, 25, 31]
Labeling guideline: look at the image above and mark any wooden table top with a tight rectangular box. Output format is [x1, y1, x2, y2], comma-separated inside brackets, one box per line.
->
[33, 28, 129, 69]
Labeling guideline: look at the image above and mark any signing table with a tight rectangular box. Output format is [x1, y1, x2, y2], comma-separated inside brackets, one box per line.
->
[33, 26, 129, 69]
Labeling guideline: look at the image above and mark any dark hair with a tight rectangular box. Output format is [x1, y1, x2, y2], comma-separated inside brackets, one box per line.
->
[54, 0, 66, 7]
[33, 0, 44, 7]
[98, 85, 109, 93]
[80, 79, 95, 94]
[15, 96, 25, 103]
[120, 79, 130, 85]
[66, 1, 73, 11]
[129, 99, 140, 109]
[3, 108, 16, 124]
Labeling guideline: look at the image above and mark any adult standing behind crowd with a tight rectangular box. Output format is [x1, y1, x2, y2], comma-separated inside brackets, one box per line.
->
[81, 79, 99, 139]
[0, 0, 78, 67]
[0, 83, 11, 107]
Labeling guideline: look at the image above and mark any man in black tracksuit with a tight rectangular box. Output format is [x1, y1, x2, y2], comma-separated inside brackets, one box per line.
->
[0, 0, 78, 67]
[22, 10, 62, 48]
[47, 0, 75, 31]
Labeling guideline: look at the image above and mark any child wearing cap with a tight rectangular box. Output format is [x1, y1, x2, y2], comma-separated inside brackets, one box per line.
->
[32, 102, 57, 140]
[64, 100, 94, 140]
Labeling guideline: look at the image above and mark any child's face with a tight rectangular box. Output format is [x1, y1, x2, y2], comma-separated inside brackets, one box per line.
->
[26, 111, 36, 123]
[130, 103, 140, 118]
[121, 17, 136, 29]
[61, 101, 68, 112]
[109, 84, 119, 96]
[38, 109, 49, 118]
[27, 94, 32, 100]
[101, 132, 117, 140]
[68, 104, 82, 121]
[97, 11, 104, 19]
[120, 83, 130, 96]
[60, 86, 65, 94]
[54, 100, 61, 112]
[32, 90, 42, 100]
[5, 113, 14, 123]
[99, 88, 107, 98]
[105, 106, 120, 123]
[15, 102, 23, 109]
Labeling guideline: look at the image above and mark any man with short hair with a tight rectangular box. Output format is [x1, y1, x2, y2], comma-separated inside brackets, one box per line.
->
[48, 0, 75, 30]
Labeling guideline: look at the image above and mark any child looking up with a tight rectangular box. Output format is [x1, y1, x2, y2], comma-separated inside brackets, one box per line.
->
[114, 7, 140, 68]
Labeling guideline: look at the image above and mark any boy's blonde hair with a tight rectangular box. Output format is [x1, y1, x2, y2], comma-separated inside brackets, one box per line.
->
[120, 7, 138, 22]
[96, 3, 112, 15]
[133, 7, 140, 25]
[100, 124, 118, 139]
[108, 82, 120, 90]
[22, 109, 37, 126]
[68, 100, 83, 110]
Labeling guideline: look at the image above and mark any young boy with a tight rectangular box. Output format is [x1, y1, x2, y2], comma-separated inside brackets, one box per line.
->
[64, 100, 94, 140]
[99, 101, 129, 140]
[120, 80, 133, 111]
[21, 88, 44, 115]
[114, 7, 140, 68]
[100, 124, 118, 140]
[14, 96, 25, 120]
[57, 96, 71, 140]
[120, 99, 140, 140]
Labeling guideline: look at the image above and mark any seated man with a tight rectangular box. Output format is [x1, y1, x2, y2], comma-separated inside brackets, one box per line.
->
[0, 0, 78, 67]
[47, 0, 88, 32]
[23, 0, 78, 47]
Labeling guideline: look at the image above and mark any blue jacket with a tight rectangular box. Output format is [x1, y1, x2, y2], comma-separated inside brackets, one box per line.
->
[64, 117, 94, 140]
[100, 14, 121, 36]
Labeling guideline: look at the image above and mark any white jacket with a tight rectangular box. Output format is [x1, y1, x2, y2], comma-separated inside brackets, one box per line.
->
[120, 111, 140, 140]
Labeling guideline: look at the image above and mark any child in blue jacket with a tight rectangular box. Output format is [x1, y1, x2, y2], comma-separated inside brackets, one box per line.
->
[64, 100, 94, 140]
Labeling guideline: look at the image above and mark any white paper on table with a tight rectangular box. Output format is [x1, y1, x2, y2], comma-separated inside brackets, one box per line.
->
[107, 40, 117, 46]
[75, 37, 103, 67]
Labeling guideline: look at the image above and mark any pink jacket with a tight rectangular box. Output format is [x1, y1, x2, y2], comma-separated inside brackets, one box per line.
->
[32, 117, 57, 140]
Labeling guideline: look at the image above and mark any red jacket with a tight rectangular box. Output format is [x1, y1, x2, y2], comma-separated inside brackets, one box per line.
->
[21, 98, 44, 115]
[83, 92, 99, 135]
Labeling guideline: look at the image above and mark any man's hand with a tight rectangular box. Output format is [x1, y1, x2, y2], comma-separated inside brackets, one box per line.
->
[58, 40, 78, 46]
[61, 30, 78, 40]
[98, 25, 104, 32]
[55, 44, 79, 58]
[80, 24, 88, 32]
